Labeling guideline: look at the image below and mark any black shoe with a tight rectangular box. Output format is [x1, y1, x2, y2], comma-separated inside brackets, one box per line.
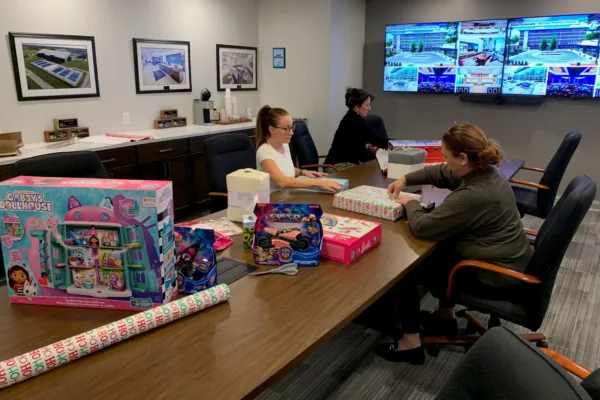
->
[375, 343, 425, 365]
[419, 311, 458, 337]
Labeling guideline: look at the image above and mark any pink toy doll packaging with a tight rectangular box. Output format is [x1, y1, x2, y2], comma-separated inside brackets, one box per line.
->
[320, 213, 382, 264]
[0, 176, 177, 310]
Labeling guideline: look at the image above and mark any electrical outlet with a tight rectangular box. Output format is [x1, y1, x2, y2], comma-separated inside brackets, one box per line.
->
[122, 113, 130, 125]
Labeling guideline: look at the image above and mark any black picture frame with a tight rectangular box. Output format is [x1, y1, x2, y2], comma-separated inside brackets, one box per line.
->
[132, 38, 192, 94]
[8, 32, 100, 102]
[216, 44, 257, 91]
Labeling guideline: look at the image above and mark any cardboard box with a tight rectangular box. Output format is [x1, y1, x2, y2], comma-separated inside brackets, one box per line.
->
[321, 213, 382, 264]
[333, 185, 421, 221]
[0, 176, 176, 310]
[389, 140, 444, 164]
[227, 169, 270, 222]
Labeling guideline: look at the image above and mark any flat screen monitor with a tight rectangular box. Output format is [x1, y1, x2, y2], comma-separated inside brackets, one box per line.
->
[455, 19, 508, 94]
[502, 14, 600, 98]
[384, 22, 459, 92]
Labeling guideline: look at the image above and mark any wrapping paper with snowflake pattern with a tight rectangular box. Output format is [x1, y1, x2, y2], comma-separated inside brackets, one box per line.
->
[332, 186, 421, 221]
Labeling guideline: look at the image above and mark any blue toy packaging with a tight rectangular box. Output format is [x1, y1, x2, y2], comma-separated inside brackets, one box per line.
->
[252, 203, 323, 266]
[0, 176, 177, 310]
[173, 226, 217, 296]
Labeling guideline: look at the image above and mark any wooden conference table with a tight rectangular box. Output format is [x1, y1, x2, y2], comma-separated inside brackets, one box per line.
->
[0, 159, 524, 399]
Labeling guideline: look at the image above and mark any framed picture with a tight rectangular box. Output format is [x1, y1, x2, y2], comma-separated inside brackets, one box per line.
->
[8, 32, 100, 102]
[133, 38, 192, 94]
[216, 44, 257, 91]
[273, 48, 286, 69]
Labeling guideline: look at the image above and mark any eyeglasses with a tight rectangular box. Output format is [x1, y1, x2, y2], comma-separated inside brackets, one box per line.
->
[274, 124, 296, 133]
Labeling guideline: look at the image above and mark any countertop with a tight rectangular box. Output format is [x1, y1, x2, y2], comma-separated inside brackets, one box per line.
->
[0, 122, 255, 166]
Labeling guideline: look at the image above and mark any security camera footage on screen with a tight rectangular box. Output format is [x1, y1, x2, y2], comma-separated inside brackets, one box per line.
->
[383, 14, 600, 99]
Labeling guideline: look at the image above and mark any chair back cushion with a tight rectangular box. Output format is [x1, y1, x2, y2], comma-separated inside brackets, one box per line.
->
[204, 133, 256, 194]
[364, 115, 389, 140]
[13, 151, 109, 178]
[537, 131, 582, 216]
[435, 327, 592, 400]
[290, 121, 319, 167]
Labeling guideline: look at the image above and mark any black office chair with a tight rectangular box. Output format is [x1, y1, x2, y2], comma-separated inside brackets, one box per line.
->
[204, 133, 256, 213]
[511, 131, 581, 219]
[12, 150, 109, 178]
[424, 175, 596, 351]
[364, 114, 389, 140]
[289, 121, 337, 172]
[435, 327, 600, 400]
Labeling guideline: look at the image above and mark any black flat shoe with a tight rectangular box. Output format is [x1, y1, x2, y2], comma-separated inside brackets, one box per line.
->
[420, 311, 458, 337]
[375, 343, 425, 365]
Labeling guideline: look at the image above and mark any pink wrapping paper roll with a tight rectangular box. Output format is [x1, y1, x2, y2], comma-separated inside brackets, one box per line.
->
[0, 283, 231, 389]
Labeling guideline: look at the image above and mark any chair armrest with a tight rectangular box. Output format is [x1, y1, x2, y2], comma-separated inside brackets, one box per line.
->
[510, 178, 550, 190]
[446, 260, 541, 300]
[318, 155, 328, 159]
[301, 164, 338, 171]
[522, 165, 545, 173]
[540, 348, 591, 379]
[208, 192, 228, 197]
[524, 228, 538, 236]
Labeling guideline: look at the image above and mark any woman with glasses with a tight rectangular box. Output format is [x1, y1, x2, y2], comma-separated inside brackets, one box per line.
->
[324, 88, 390, 171]
[255, 105, 343, 192]
[375, 122, 531, 365]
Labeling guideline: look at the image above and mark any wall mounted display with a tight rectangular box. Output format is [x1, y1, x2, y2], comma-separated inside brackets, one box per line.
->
[273, 48, 286, 68]
[216, 44, 257, 91]
[8, 32, 100, 101]
[133, 38, 192, 94]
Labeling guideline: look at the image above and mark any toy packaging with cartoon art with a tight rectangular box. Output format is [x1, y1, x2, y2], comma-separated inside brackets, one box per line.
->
[173, 226, 217, 296]
[252, 203, 323, 266]
[0, 176, 177, 310]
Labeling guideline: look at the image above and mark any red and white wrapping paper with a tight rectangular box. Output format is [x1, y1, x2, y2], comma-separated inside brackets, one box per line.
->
[333, 185, 421, 221]
[0, 283, 231, 389]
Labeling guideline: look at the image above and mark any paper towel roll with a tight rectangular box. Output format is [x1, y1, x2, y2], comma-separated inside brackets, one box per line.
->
[227, 169, 270, 222]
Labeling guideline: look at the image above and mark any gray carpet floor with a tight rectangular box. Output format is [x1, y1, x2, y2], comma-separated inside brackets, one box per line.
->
[257, 212, 600, 399]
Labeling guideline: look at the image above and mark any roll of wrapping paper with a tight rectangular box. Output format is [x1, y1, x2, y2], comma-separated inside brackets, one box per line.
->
[0, 284, 231, 389]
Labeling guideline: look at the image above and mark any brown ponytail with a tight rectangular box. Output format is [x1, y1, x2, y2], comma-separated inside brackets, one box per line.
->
[255, 105, 290, 149]
[442, 123, 503, 171]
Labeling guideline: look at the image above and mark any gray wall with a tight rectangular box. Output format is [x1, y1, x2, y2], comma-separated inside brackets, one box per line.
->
[365, 0, 600, 199]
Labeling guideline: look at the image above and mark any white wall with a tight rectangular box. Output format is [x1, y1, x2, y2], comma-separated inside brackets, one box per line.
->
[257, 0, 333, 152]
[0, 0, 260, 143]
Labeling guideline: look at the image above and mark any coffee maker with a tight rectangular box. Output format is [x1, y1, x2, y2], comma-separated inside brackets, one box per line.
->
[193, 89, 216, 125]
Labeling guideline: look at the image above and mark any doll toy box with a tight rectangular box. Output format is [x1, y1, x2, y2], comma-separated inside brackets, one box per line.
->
[321, 214, 382, 264]
[0, 176, 177, 310]
[252, 203, 323, 266]
[174, 226, 217, 296]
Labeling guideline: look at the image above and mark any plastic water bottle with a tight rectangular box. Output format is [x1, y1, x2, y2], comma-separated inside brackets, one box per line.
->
[246, 103, 252, 119]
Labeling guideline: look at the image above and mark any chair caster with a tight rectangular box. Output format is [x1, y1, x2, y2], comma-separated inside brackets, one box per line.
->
[426, 344, 440, 357]
[536, 340, 549, 349]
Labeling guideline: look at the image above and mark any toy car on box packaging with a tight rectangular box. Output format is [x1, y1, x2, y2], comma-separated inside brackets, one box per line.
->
[252, 203, 323, 266]
[174, 226, 217, 295]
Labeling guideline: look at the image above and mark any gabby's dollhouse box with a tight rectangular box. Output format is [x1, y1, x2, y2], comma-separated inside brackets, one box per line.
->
[0, 176, 177, 310]
[320, 213, 382, 264]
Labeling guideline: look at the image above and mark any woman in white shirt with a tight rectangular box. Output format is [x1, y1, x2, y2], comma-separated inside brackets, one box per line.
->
[255, 105, 343, 192]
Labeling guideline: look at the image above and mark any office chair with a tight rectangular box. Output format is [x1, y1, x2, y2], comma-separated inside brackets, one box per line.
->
[289, 121, 337, 172]
[511, 131, 581, 219]
[435, 327, 600, 400]
[423, 175, 596, 352]
[364, 115, 389, 140]
[204, 133, 256, 213]
[12, 151, 109, 178]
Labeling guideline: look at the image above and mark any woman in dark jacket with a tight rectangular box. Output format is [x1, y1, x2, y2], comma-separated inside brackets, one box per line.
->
[324, 88, 389, 170]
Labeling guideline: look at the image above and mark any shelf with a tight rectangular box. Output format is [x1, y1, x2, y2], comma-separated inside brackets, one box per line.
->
[128, 264, 145, 269]
[100, 266, 124, 270]
[124, 243, 142, 249]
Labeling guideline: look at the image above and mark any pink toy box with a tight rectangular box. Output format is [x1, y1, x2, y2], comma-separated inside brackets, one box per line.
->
[0, 176, 177, 310]
[321, 214, 382, 264]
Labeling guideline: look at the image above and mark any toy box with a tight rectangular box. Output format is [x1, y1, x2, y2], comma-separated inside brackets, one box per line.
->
[333, 186, 421, 221]
[243, 214, 256, 250]
[0, 176, 176, 310]
[389, 140, 444, 164]
[252, 203, 323, 266]
[321, 214, 382, 264]
[174, 226, 217, 296]
[297, 177, 350, 193]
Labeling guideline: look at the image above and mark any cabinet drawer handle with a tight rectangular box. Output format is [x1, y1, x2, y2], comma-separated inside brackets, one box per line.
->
[158, 148, 173, 153]
[101, 158, 116, 163]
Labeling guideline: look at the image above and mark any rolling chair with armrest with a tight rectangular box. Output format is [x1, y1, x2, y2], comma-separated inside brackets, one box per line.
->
[204, 133, 256, 213]
[435, 326, 600, 400]
[423, 175, 596, 352]
[362, 114, 389, 162]
[289, 121, 337, 172]
[12, 151, 109, 178]
[511, 131, 581, 219]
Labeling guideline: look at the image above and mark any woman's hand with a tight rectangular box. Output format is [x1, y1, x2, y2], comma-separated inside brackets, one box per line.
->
[302, 170, 328, 178]
[394, 195, 414, 206]
[318, 180, 343, 193]
[387, 177, 407, 198]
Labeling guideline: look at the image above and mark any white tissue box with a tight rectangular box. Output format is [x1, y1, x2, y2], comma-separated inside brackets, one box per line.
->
[226, 169, 270, 222]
